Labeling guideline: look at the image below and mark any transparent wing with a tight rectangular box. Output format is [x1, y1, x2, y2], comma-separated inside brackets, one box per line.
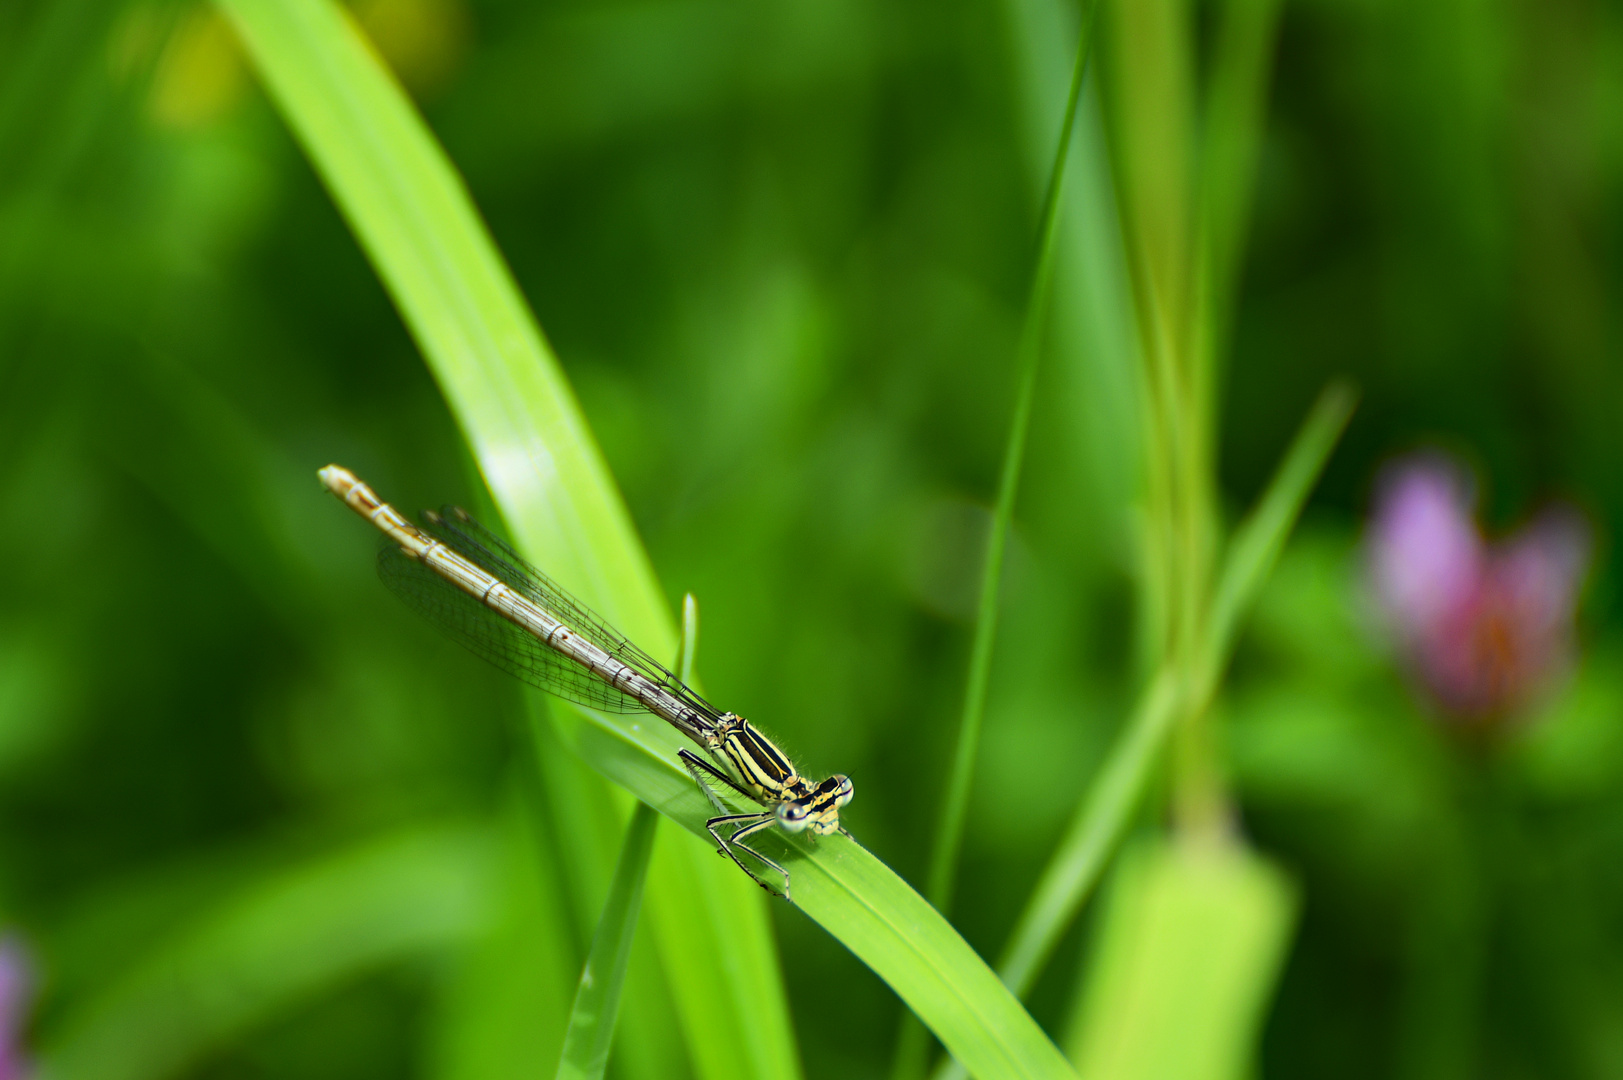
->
[434, 511, 676, 672]
[427, 509, 720, 717]
[376, 507, 724, 728]
[378, 545, 650, 712]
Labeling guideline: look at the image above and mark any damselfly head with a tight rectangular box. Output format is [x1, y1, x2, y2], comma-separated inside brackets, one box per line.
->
[775, 773, 854, 836]
[809, 774, 854, 835]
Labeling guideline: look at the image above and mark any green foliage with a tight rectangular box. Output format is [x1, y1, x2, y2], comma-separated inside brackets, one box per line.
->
[40, 826, 501, 1080]
[214, 0, 1079, 1075]
[0, 0, 1617, 1077]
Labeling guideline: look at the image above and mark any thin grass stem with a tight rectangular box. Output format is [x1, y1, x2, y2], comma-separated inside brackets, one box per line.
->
[554, 803, 660, 1080]
[922, 0, 1099, 938]
[891, 10, 1097, 1080]
[553, 597, 698, 1080]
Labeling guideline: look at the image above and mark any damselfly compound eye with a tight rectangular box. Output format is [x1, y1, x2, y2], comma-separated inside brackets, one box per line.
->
[776, 800, 812, 833]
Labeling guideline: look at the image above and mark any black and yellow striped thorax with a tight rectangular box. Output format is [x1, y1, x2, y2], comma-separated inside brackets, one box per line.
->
[711, 713, 801, 802]
[708, 713, 853, 836]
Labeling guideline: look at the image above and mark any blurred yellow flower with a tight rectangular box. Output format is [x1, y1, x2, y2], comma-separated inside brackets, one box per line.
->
[138, 0, 468, 132]
[352, 0, 471, 97]
[147, 6, 248, 130]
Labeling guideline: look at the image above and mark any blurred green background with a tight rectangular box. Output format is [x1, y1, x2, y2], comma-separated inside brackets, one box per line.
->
[2, 0, 1621, 1077]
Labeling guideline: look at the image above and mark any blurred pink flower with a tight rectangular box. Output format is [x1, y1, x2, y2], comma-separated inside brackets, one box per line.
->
[0, 937, 32, 1080]
[1367, 454, 1590, 720]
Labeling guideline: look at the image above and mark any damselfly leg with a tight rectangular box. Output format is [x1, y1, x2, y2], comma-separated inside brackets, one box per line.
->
[679, 748, 793, 897]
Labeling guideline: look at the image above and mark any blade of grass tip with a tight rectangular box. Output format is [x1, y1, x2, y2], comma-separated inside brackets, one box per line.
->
[677, 594, 699, 683]
[1204, 381, 1357, 675]
[554, 803, 660, 1080]
[894, 9, 1096, 1080]
[226, 3, 1077, 1074]
[215, 4, 799, 1079]
[553, 601, 695, 1080]
[562, 697, 1077, 1080]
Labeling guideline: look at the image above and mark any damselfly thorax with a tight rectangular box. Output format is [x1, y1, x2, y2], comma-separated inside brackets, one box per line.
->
[319, 464, 851, 898]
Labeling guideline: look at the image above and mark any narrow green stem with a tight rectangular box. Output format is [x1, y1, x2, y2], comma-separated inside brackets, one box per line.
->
[932, 385, 1355, 1080]
[892, 13, 1097, 1080]
[923, 0, 1098, 928]
[553, 595, 701, 1080]
[554, 802, 661, 1080]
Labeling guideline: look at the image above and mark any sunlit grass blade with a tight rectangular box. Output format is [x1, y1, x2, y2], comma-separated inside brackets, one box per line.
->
[218, 2, 1076, 1076]
[215, 0, 658, 641]
[676, 593, 699, 683]
[555, 802, 660, 1080]
[213, 2, 793, 1077]
[38, 825, 499, 1080]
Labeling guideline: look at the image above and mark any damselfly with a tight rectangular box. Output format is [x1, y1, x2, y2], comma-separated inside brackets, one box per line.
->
[319, 464, 852, 898]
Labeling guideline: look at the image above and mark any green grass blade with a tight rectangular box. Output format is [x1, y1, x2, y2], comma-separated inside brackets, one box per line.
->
[561, 699, 1077, 1080]
[555, 802, 660, 1080]
[554, 695, 1078, 1080]
[552, 596, 681, 1080]
[38, 825, 498, 1080]
[219, 2, 1075, 1077]
[897, 10, 1097, 1079]
[1205, 382, 1357, 669]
